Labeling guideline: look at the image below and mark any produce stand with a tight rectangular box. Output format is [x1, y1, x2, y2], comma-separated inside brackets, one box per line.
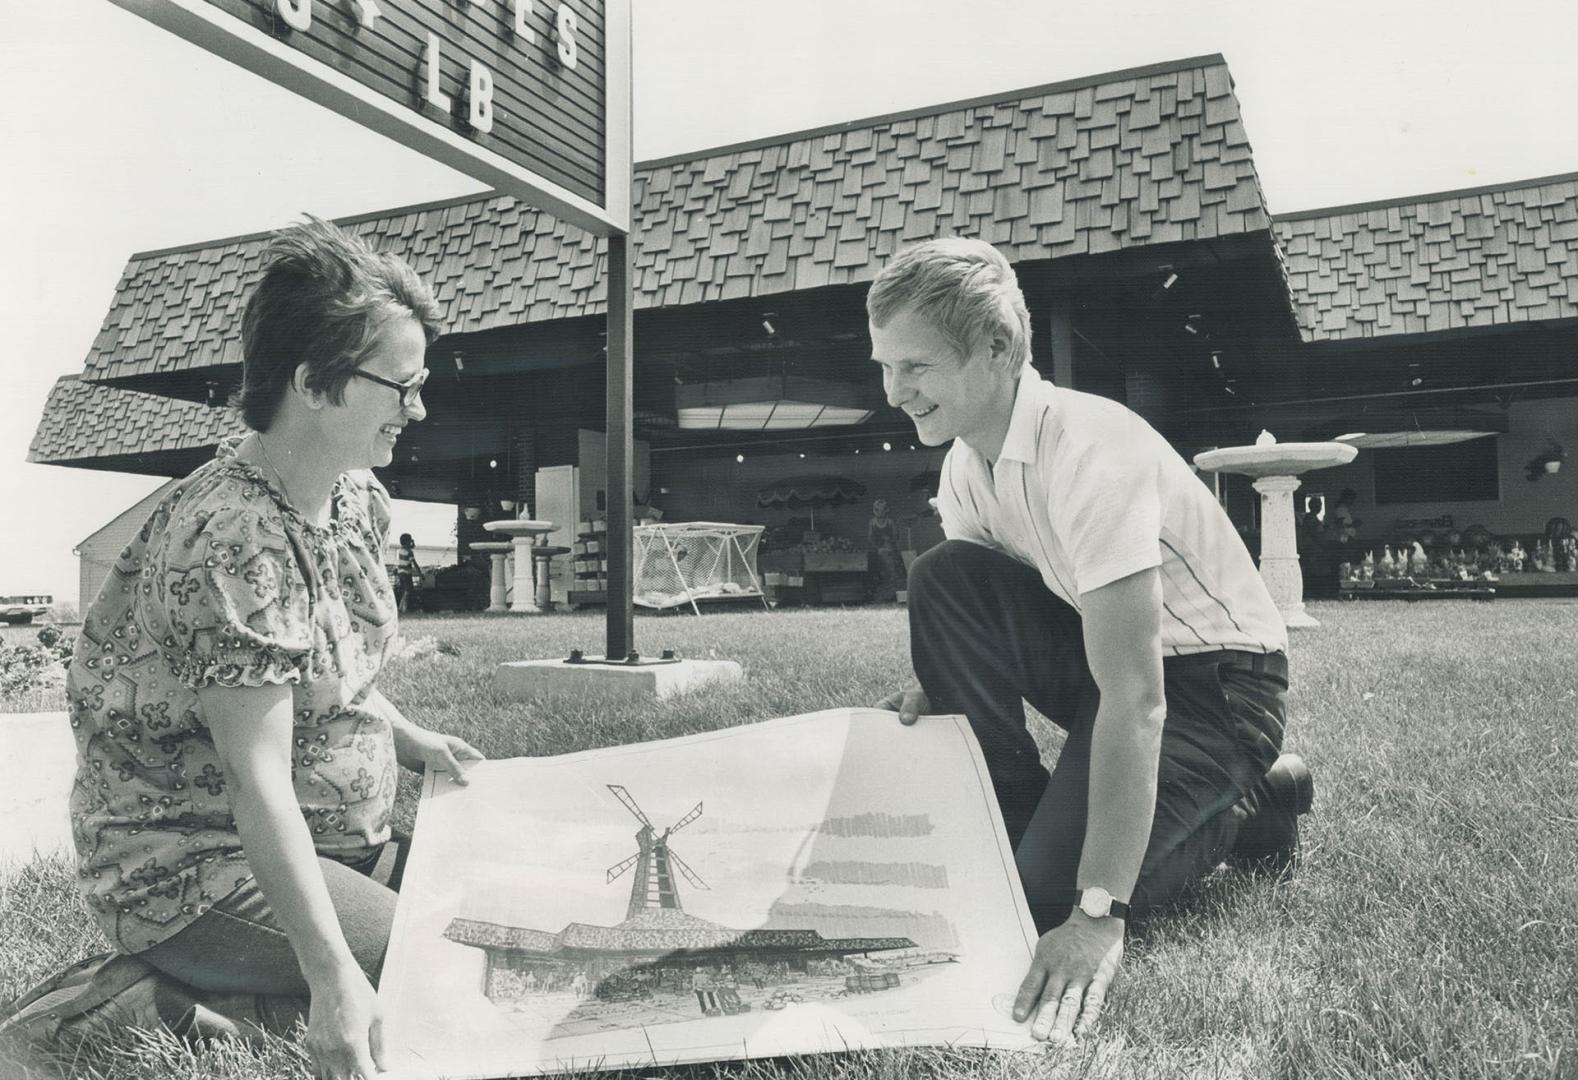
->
[632, 523, 769, 615]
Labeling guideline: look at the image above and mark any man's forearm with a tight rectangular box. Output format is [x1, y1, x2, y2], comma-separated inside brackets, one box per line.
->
[1075, 700, 1164, 902]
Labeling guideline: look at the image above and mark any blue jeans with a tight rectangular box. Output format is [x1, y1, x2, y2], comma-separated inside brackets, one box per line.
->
[136, 839, 407, 995]
[907, 541, 1287, 932]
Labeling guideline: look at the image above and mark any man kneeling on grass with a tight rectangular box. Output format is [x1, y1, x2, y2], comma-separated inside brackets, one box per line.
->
[869, 238, 1312, 1045]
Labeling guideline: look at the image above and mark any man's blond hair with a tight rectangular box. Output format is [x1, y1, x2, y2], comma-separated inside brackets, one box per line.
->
[866, 238, 1030, 373]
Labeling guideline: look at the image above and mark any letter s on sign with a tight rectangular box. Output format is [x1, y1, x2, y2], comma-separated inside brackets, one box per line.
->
[277, 0, 311, 31]
[555, 4, 578, 69]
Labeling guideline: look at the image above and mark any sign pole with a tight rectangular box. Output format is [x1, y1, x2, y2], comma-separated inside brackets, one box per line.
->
[605, 230, 634, 660]
[602, 0, 635, 662]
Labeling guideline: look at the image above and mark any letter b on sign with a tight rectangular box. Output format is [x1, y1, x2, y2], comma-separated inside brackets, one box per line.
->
[469, 61, 495, 134]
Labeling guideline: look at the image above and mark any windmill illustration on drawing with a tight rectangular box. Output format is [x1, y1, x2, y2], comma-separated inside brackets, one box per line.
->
[605, 784, 710, 919]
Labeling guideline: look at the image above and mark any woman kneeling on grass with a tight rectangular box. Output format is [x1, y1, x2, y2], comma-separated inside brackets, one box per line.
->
[57, 218, 480, 1079]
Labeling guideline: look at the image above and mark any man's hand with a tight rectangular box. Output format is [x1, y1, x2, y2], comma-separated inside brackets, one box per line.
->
[872, 685, 930, 726]
[1013, 912, 1124, 1044]
[390, 723, 484, 784]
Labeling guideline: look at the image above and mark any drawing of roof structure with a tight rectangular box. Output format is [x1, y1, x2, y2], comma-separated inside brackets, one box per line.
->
[444, 911, 915, 959]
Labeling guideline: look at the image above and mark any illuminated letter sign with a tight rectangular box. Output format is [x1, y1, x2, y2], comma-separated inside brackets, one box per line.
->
[108, 0, 631, 235]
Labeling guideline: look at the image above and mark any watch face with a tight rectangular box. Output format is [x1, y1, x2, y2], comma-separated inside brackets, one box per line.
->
[1079, 887, 1112, 919]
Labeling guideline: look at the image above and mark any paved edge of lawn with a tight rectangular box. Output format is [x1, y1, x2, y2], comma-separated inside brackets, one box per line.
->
[0, 712, 74, 868]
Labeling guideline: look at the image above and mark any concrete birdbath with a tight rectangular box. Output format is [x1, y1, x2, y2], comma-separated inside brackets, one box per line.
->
[469, 540, 515, 613]
[1194, 432, 1357, 629]
[483, 519, 556, 614]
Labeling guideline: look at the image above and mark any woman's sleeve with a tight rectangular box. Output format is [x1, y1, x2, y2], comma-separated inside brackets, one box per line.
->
[150, 502, 313, 689]
[360, 472, 394, 555]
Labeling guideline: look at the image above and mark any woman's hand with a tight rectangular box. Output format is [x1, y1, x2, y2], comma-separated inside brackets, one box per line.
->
[390, 721, 484, 783]
[304, 966, 385, 1080]
[366, 688, 485, 783]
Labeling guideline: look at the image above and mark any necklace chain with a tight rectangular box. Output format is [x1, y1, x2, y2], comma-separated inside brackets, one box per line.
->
[254, 434, 292, 505]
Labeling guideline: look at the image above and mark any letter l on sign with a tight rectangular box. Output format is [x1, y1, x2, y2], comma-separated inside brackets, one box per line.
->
[424, 32, 452, 113]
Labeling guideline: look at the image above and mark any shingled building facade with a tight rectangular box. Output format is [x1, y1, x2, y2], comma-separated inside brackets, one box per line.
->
[29, 54, 1578, 565]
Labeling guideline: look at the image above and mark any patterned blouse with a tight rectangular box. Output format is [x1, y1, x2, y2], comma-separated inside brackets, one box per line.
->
[66, 437, 401, 954]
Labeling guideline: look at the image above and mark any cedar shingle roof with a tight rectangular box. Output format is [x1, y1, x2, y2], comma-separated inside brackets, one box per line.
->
[79, 54, 1271, 384]
[27, 377, 245, 464]
[1274, 173, 1578, 341]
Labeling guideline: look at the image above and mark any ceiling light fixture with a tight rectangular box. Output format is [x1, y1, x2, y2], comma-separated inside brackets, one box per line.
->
[1526, 440, 1566, 481]
[675, 374, 876, 431]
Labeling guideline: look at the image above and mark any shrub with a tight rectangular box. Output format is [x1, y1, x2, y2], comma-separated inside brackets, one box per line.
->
[0, 629, 75, 699]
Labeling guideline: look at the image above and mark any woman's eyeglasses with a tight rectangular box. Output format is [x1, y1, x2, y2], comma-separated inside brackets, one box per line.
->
[352, 368, 429, 408]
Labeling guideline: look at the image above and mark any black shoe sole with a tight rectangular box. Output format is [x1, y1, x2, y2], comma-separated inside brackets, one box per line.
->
[1228, 754, 1313, 873]
[1269, 755, 1314, 817]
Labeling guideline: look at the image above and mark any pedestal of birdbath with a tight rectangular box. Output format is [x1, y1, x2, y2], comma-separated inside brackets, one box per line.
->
[470, 541, 515, 613]
[1193, 433, 1357, 630]
[483, 520, 556, 614]
[530, 545, 572, 611]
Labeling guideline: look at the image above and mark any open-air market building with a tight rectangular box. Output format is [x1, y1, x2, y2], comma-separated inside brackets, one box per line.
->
[29, 54, 1578, 607]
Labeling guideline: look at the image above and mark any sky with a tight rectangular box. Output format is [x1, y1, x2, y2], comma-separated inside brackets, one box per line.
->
[4, 0, 1578, 606]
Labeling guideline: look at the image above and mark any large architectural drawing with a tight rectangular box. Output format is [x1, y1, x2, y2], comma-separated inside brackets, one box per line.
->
[379, 708, 1041, 1078]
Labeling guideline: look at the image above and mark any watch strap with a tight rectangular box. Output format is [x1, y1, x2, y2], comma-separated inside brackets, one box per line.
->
[1066, 888, 1131, 919]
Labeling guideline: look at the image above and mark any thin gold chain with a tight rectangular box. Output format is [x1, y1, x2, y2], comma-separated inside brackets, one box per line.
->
[254, 433, 293, 506]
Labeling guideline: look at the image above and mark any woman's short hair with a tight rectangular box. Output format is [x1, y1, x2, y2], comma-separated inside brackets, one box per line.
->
[399, 533, 415, 547]
[237, 216, 442, 431]
[866, 237, 1031, 374]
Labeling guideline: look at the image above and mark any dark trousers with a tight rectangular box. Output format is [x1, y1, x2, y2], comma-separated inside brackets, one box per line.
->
[908, 541, 1288, 932]
[138, 837, 409, 995]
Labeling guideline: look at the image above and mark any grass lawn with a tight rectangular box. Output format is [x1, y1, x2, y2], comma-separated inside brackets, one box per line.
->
[2, 601, 1574, 1078]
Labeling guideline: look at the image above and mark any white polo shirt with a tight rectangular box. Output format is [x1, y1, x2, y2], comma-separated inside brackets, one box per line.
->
[936, 366, 1288, 656]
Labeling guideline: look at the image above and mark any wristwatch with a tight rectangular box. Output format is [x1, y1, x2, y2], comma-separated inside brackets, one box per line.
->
[1068, 886, 1130, 920]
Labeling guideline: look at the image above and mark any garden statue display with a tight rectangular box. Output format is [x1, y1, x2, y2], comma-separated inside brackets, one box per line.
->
[1408, 541, 1428, 577]
[1509, 540, 1527, 573]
